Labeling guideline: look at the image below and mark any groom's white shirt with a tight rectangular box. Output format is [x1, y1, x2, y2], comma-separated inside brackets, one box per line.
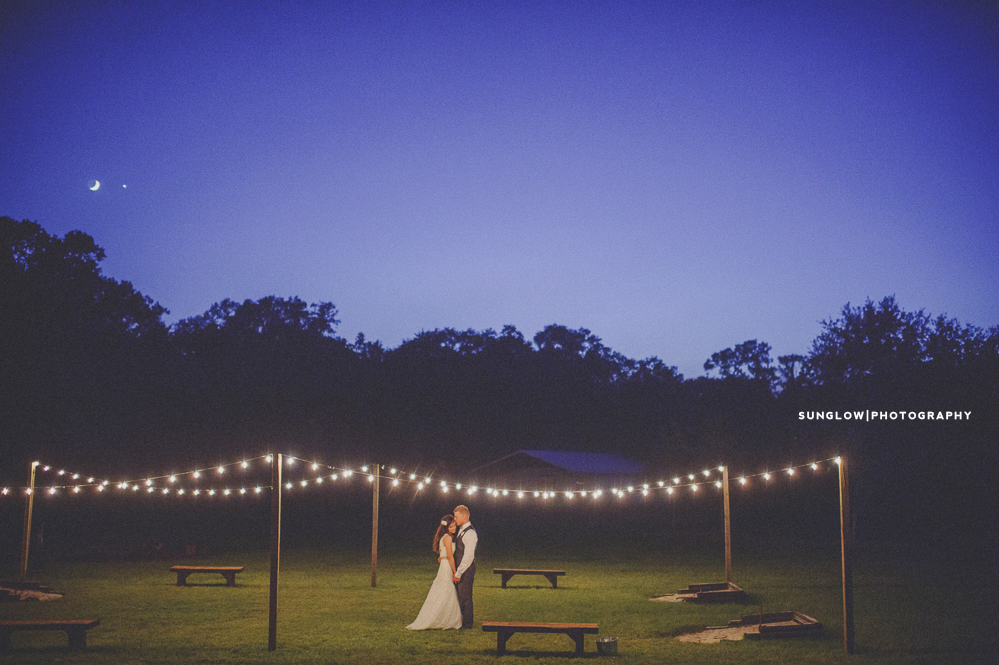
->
[454, 522, 477, 579]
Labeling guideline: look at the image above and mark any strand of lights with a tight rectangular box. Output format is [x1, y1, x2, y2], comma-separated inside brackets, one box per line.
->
[5, 454, 843, 504]
[9, 455, 281, 498]
[274, 455, 842, 502]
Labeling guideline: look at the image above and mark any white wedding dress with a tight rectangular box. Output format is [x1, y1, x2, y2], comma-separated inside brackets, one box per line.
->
[406, 539, 463, 630]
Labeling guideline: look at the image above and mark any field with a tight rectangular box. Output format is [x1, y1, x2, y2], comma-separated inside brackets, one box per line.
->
[1, 536, 994, 664]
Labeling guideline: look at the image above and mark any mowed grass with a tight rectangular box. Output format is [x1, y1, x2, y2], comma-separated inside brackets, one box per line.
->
[0, 540, 993, 664]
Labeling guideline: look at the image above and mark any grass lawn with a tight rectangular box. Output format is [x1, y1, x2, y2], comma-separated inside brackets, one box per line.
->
[1, 539, 993, 664]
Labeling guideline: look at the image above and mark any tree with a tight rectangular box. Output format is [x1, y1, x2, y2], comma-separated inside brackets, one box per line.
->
[168, 296, 354, 449]
[777, 354, 806, 389]
[807, 296, 932, 385]
[1, 217, 168, 341]
[704, 339, 777, 386]
[1, 217, 170, 470]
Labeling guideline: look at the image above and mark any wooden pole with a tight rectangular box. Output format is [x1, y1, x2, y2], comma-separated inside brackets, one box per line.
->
[723, 465, 732, 583]
[268, 454, 282, 651]
[838, 456, 855, 654]
[19, 461, 38, 581]
[371, 468, 380, 587]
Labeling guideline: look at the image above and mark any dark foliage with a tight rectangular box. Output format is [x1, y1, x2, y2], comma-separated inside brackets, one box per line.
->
[2, 219, 996, 555]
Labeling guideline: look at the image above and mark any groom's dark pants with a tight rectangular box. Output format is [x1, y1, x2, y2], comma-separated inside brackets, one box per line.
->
[455, 562, 475, 629]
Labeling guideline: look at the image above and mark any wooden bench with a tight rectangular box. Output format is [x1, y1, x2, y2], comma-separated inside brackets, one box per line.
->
[494, 568, 566, 589]
[0, 620, 100, 651]
[170, 565, 244, 586]
[482, 621, 598, 654]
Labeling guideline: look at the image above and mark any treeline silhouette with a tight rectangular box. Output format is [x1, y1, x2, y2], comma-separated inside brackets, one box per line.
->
[2, 217, 997, 549]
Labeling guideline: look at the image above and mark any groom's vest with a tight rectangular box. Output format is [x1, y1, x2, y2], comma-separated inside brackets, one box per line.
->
[454, 525, 476, 573]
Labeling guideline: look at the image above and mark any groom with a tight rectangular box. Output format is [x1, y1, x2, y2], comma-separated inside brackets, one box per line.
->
[452, 504, 477, 629]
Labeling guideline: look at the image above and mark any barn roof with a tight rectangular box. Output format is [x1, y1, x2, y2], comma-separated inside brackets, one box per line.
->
[474, 449, 644, 476]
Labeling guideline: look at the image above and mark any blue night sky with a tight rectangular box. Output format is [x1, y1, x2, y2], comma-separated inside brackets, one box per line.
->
[3, 0, 997, 377]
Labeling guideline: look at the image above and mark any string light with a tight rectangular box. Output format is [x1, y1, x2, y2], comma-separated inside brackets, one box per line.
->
[11, 454, 841, 506]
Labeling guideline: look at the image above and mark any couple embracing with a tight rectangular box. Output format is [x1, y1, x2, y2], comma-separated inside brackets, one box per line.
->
[406, 505, 477, 630]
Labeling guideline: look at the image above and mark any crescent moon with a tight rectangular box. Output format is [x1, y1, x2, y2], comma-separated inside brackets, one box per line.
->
[88, 179, 100, 191]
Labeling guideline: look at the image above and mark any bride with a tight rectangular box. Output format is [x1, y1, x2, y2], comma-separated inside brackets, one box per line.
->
[406, 514, 463, 630]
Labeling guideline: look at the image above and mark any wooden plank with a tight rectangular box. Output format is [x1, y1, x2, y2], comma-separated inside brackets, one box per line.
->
[269, 453, 281, 651]
[0, 620, 100, 628]
[493, 569, 566, 589]
[481, 622, 598, 655]
[169, 566, 243, 586]
[371, 469, 380, 588]
[169, 566, 244, 572]
[482, 621, 598, 632]
[0, 620, 99, 652]
[723, 465, 732, 583]
[839, 456, 855, 653]
[19, 462, 37, 581]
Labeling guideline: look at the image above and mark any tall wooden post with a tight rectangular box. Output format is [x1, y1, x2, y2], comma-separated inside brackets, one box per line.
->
[371, 468, 380, 587]
[20, 461, 38, 580]
[838, 456, 855, 654]
[723, 465, 732, 583]
[269, 454, 282, 651]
